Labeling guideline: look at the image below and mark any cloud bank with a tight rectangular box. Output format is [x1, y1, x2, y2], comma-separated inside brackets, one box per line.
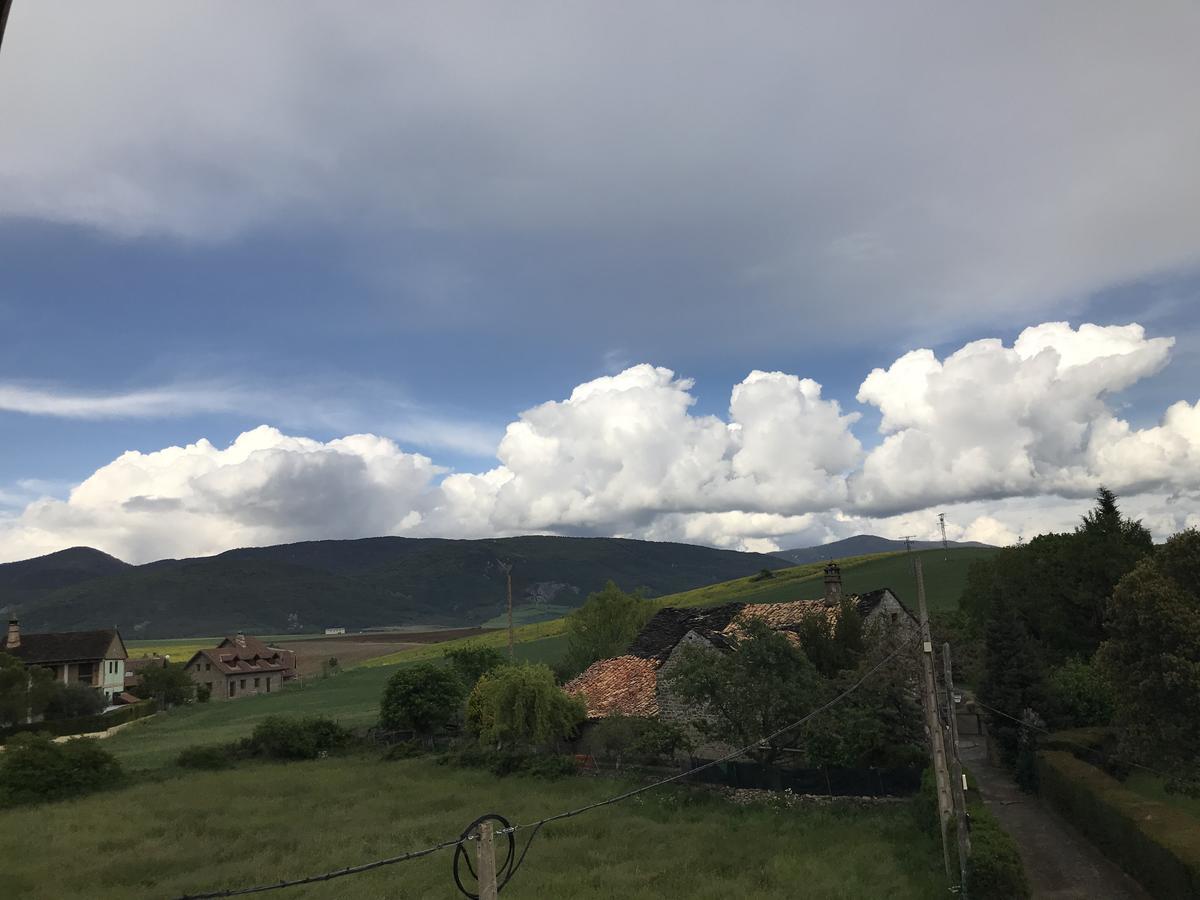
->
[3, 3, 1200, 346]
[3, 322, 1198, 564]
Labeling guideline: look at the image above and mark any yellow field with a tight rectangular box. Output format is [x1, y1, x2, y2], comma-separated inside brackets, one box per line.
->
[124, 638, 222, 661]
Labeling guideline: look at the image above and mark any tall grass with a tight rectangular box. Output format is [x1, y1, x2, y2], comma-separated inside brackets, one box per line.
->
[0, 756, 947, 899]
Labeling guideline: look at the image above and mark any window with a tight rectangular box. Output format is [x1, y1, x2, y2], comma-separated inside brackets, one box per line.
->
[890, 612, 898, 623]
[254, 677, 260, 689]
[205, 662, 211, 671]
[240, 679, 246, 689]
[229, 681, 236, 697]
[266, 679, 271, 693]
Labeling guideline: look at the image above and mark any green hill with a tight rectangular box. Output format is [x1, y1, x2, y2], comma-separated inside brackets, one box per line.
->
[2, 536, 791, 639]
[364, 546, 996, 669]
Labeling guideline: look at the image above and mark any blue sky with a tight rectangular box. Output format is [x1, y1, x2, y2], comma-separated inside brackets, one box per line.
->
[2, 3, 1199, 562]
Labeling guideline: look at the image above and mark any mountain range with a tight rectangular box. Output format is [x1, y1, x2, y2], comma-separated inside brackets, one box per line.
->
[0, 537, 791, 639]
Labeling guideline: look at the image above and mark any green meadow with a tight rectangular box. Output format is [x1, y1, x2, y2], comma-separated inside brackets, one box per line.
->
[0, 756, 947, 899]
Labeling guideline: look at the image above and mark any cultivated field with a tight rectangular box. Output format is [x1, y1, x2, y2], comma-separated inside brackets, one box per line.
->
[0, 755, 948, 899]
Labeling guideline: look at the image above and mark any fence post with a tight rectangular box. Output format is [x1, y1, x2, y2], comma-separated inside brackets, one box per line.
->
[476, 821, 498, 900]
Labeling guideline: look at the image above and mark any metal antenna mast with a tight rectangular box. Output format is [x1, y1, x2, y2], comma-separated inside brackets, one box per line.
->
[938, 513, 949, 556]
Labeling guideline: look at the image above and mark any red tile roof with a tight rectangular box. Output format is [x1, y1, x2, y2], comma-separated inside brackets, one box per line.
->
[564, 656, 660, 719]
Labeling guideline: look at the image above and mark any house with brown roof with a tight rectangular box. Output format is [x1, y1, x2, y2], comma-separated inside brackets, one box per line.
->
[565, 563, 918, 724]
[3, 618, 128, 705]
[183, 632, 297, 701]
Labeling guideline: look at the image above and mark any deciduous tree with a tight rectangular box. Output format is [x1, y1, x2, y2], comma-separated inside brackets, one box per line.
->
[562, 581, 655, 677]
[380, 663, 465, 735]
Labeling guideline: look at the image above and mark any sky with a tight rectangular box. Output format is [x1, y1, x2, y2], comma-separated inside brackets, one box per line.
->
[1, 2, 1199, 564]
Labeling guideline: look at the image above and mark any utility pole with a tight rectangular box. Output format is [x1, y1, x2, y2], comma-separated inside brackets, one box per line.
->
[498, 561, 514, 661]
[938, 513, 949, 556]
[943, 642, 972, 896]
[476, 821, 498, 900]
[0, 0, 14, 55]
[900, 534, 916, 553]
[914, 556, 955, 879]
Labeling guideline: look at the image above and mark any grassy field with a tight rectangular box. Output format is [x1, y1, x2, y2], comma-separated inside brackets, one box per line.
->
[0, 755, 948, 899]
[103, 634, 569, 772]
[481, 603, 575, 628]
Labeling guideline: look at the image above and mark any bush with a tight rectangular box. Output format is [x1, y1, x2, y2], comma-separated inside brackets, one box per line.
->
[1038, 750, 1200, 898]
[379, 664, 465, 735]
[912, 767, 1030, 899]
[967, 801, 1031, 899]
[0, 733, 123, 807]
[177, 744, 235, 770]
[382, 741, 427, 761]
[44, 683, 106, 720]
[134, 662, 196, 706]
[240, 716, 353, 761]
[1045, 657, 1114, 729]
[437, 745, 577, 778]
[591, 715, 692, 766]
[466, 663, 585, 750]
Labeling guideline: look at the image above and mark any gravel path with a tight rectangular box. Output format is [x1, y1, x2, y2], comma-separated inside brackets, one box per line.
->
[960, 739, 1149, 900]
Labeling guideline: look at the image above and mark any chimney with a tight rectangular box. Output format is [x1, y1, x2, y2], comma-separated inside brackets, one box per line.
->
[235, 632, 246, 648]
[823, 562, 843, 606]
[5, 619, 19, 650]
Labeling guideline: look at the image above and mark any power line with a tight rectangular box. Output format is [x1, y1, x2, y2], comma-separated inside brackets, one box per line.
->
[174, 833, 479, 899]
[175, 638, 916, 899]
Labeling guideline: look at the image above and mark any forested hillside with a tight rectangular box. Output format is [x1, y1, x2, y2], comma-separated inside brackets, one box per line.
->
[0, 536, 790, 638]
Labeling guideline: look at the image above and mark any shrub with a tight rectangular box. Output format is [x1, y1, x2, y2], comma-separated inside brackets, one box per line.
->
[967, 801, 1031, 899]
[0, 699, 155, 743]
[44, 683, 105, 720]
[379, 664, 465, 735]
[1038, 750, 1200, 898]
[134, 662, 196, 707]
[437, 746, 577, 778]
[177, 744, 235, 770]
[591, 715, 692, 766]
[912, 767, 1030, 899]
[196, 683, 212, 703]
[466, 663, 585, 750]
[1045, 657, 1114, 729]
[382, 741, 427, 761]
[241, 716, 353, 761]
[0, 733, 123, 807]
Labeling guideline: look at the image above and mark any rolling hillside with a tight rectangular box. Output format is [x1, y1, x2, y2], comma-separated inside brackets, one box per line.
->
[363, 546, 997, 669]
[775, 534, 994, 565]
[0, 536, 791, 638]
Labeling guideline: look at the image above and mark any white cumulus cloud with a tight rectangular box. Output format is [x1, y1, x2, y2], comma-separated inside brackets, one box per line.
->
[2, 321, 1199, 563]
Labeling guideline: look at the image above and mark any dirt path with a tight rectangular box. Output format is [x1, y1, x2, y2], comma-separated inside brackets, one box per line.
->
[959, 739, 1149, 899]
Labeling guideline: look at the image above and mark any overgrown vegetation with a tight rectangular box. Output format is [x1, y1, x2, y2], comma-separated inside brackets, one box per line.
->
[443, 641, 505, 689]
[589, 715, 693, 767]
[466, 663, 586, 750]
[912, 768, 1030, 899]
[0, 733, 123, 807]
[379, 663, 465, 735]
[0, 756, 950, 899]
[131, 661, 196, 707]
[1097, 528, 1200, 791]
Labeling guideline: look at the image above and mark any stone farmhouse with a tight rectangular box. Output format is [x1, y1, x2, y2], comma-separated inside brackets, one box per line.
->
[183, 633, 297, 701]
[564, 563, 919, 726]
[3, 618, 128, 705]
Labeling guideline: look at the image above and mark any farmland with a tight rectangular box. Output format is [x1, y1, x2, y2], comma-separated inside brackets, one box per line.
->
[0, 755, 948, 899]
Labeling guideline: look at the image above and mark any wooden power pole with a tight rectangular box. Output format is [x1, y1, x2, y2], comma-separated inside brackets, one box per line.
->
[498, 561, 514, 661]
[476, 820, 498, 900]
[914, 556, 955, 879]
[944, 642, 972, 896]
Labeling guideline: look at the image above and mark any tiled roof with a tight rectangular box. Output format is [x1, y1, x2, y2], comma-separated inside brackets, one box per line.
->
[727, 600, 834, 632]
[4, 629, 124, 665]
[564, 655, 660, 719]
[190, 647, 290, 676]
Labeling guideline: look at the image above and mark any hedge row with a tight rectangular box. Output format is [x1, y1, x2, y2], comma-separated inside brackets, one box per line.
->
[0, 700, 156, 743]
[1037, 750, 1200, 899]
